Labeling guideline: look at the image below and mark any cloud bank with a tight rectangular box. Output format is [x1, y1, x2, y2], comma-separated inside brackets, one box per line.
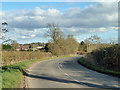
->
[1, 2, 118, 43]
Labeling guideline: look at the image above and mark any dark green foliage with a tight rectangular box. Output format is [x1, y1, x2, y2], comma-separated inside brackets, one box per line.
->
[2, 45, 13, 51]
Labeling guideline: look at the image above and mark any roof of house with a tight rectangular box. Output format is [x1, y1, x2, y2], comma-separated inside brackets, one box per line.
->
[36, 46, 43, 49]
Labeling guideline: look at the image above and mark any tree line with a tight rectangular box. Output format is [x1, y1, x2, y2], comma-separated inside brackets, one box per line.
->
[1, 22, 107, 55]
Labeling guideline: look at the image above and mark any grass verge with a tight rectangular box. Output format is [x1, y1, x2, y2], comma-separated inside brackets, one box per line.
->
[78, 57, 120, 78]
[2, 55, 76, 88]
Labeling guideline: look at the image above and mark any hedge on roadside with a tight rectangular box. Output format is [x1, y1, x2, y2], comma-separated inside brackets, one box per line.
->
[78, 57, 120, 78]
[2, 51, 52, 65]
[89, 44, 120, 72]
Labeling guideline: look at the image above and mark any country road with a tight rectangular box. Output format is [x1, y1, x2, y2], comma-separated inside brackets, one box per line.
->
[27, 56, 120, 88]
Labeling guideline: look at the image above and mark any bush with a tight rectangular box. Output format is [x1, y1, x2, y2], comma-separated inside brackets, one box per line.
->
[2, 45, 13, 51]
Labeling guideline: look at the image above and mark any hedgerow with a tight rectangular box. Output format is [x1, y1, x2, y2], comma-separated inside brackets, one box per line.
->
[2, 51, 52, 65]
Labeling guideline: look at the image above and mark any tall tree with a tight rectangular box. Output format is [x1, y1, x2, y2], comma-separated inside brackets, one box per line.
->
[46, 24, 79, 55]
[47, 23, 63, 43]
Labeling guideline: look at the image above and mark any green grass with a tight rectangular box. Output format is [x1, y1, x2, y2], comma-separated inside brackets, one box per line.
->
[2, 69, 22, 88]
[2, 55, 75, 88]
[2, 57, 52, 88]
[78, 57, 120, 77]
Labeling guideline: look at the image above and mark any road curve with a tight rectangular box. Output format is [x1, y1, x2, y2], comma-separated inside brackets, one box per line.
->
[27, 56, 120, 88]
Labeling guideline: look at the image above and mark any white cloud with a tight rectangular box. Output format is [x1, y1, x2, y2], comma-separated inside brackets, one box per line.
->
[110, 27, 118, 30]
[30, 34, 36, 37]
[47, 8, 60, 16]
[21, 36, 29, 38]
[2, 2, 118, 43]
[3, 2, 117, 29]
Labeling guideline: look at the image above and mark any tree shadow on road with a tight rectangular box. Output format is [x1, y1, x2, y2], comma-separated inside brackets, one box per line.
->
[24, 71, 119, 89]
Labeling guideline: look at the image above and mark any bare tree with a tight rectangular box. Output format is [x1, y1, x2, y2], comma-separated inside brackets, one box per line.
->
[1, 22, 9, 44]
[47, 23, 63, 43]
[45, 24, 79, 55]
[84, 35, 101, 52]
[88, 35, 101, 44]
[109, 39, 116, 45]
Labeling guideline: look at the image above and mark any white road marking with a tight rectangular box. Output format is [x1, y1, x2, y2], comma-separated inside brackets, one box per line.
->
[57, 63, 81, 84]
[57, 62, 120, 88]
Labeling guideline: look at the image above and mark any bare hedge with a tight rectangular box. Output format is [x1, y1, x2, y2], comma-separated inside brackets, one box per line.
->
[85, 44, 120, 72]
[2, 51, 52, 65]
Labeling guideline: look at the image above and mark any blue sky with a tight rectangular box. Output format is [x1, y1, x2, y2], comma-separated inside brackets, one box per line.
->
[1, 2, 118, 44]
[2, 2, 96, 11]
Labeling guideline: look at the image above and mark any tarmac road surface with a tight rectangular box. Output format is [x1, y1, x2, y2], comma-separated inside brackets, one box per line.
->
[27, 56, 120, 88]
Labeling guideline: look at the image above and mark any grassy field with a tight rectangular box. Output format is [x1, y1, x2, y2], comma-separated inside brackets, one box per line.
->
[2, 55, 76, 88]
[78, 57, 120, 77]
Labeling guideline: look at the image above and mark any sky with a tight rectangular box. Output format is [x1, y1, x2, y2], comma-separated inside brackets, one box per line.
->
[1, 2, 118, 44]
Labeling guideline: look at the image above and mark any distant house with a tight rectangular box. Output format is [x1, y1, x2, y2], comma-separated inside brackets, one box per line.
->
[16, 49, 20, 51]
[16, 44, 29, 51]
[15, 42, 45, 51]
[36, 46, 44, 50]
[23, 46, 29, 50]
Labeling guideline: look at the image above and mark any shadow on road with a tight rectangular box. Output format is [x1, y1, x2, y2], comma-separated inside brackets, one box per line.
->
[24, 71, 118, 89]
